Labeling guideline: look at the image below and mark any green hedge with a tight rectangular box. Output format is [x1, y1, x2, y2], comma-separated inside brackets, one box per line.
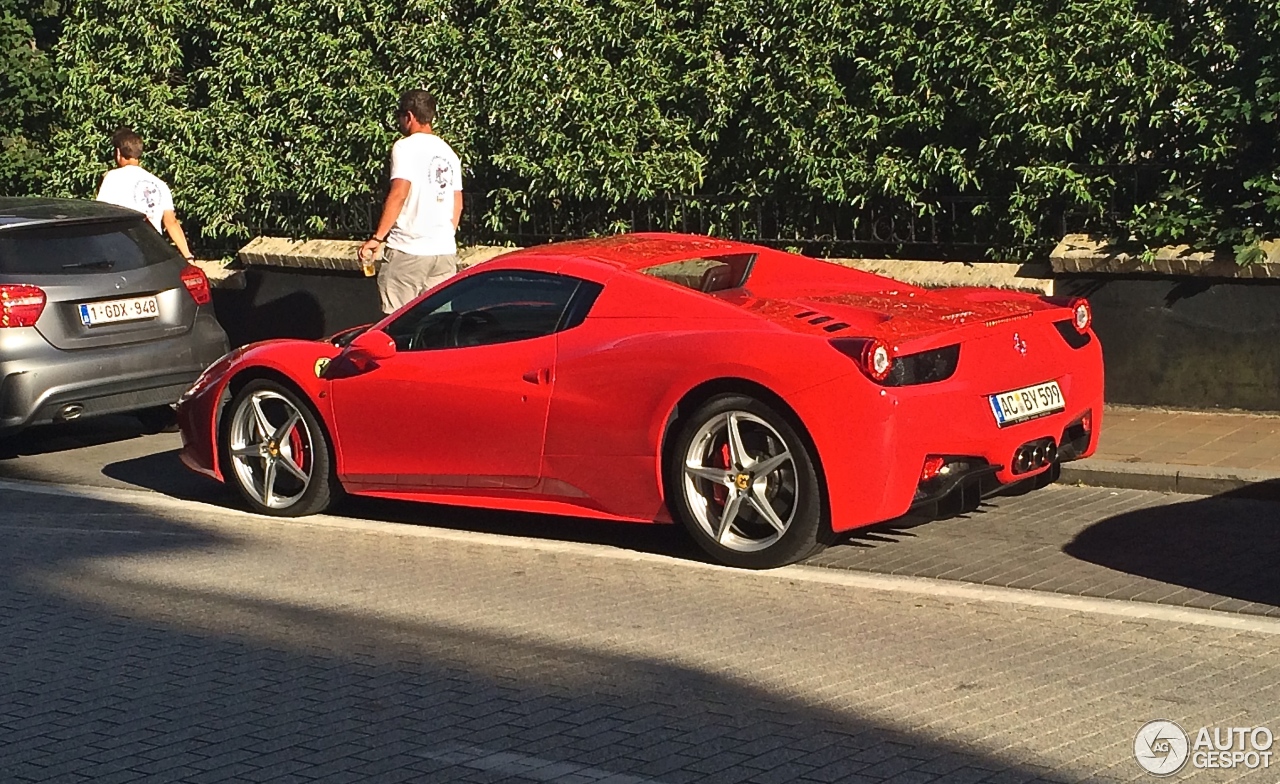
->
[0, 0, 59, 194]
[9, 0, 1280, 259]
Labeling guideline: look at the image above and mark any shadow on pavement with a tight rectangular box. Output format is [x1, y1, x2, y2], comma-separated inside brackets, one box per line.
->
[0, 414, 151, 460]
[1065, 481, 1280, 607]
[0, 484, 1077, 783]
[103, 448, 707, 562]
[101, 446, 238, 503]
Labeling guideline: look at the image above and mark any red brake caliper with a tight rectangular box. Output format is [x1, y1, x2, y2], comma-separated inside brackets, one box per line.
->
[712, 442, 731, 506]
[289, 425, 308, 473]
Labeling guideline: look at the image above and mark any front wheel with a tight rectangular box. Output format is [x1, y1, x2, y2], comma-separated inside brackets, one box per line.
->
[222, 379, 341, 516]
[667, 394, 826, 569]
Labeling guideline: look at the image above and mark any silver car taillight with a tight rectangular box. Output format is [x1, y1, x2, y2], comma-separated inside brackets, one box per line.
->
[180, 265, 212, 305]
[0, 284, 47, 328]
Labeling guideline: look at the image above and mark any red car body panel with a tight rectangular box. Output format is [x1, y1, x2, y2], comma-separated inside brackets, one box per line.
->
[178, 233, 1104, 532]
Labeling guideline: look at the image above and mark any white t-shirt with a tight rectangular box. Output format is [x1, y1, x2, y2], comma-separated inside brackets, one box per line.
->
[385, 133, 463, 257]
[96, 165, 174, 233]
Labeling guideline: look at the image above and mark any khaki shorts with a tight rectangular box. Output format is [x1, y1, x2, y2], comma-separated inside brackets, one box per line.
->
[377, 248, 459, 314]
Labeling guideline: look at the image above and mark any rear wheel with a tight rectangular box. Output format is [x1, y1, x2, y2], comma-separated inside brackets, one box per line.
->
[667, 394, 826, 569]
[222, 379, 340, 516]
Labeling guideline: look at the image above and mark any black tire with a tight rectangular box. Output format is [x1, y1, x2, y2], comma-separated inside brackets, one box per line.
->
[220, 379, 342, 516]
[135, 405, 179, 434]
[666, 393, 826, 569]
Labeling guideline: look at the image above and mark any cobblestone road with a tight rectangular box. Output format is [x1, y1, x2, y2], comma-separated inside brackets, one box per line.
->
[3, 481, 1280, 783]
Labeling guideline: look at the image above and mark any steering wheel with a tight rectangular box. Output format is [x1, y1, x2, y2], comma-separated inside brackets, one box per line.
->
[448, 310, 500, 347]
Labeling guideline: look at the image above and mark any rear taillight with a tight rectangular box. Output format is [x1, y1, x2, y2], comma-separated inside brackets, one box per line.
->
[0, 284, 47, 328]
[831, 337, 895, 382]
[1069, 297, 1091, 333]
[180, 264, 211, 305]
[920, 456, 947, 483]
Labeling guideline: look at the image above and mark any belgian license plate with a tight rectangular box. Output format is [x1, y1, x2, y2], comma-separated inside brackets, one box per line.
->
[79, 295, 159, 326]
[989, 380, 1065, 426]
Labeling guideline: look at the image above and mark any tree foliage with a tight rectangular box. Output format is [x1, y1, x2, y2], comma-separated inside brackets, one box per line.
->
[11, 0, 1280, 259]
[0, 0, 59, 194]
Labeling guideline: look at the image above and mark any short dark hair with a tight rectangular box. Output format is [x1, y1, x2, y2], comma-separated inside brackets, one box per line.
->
[111, 127, 143, 159]
[397, 89, 437, 125]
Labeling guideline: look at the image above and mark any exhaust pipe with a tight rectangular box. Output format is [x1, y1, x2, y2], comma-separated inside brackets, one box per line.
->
[1012, 437, 1057, 475]
[55, 403, 84, 422]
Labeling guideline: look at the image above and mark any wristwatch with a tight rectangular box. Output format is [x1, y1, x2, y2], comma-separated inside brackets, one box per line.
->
[369, 234, 387, 244]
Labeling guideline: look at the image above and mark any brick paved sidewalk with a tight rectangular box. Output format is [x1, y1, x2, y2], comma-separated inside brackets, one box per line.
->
[1096, 405, 1280, 472]
[1064, 405, 1280, 497]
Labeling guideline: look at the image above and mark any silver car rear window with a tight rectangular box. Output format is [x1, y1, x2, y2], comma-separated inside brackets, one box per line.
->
[0, 219, 176, 275]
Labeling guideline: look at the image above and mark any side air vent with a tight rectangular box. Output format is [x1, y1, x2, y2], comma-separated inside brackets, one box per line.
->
[794, 310, 817, 319]
[809, 316, 832, 325]
[823, 322, 850, 333]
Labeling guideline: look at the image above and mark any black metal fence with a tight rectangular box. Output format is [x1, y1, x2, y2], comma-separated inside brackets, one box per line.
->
[199, 174, 1155, 261]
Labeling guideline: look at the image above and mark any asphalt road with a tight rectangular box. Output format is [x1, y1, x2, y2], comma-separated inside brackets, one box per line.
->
[3, 414, 1279, 619]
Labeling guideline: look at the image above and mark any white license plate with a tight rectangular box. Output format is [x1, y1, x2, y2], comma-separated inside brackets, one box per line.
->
[989, 380, 1065, 426]
[79, 295, 159, 326]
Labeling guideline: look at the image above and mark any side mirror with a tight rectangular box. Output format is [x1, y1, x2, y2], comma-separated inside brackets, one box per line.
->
[345, 328, 397, 363]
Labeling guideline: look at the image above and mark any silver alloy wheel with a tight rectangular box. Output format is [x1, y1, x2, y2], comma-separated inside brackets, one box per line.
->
[228, 389, 314, 510]
[681, 410, 799, 552]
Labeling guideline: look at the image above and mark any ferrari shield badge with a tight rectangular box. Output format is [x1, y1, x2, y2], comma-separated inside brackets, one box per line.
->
[314, 357, 331, 377]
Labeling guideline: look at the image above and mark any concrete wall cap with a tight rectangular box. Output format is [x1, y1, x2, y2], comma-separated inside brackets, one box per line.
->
[1050, 233, 1280, 278]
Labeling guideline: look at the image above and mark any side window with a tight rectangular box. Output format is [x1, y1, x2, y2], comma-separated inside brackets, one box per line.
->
[638, 253, 756, 293]
[384, 270, 593, 351]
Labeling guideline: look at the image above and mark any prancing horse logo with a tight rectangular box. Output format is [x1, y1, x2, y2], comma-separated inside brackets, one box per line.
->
[734, 473, 751, 490]
[1012, 332, 1027, 356]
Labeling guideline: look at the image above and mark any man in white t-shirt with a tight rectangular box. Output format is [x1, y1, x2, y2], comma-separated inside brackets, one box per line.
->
[95, 128, 195, 262]
[359, 89, 463, 314]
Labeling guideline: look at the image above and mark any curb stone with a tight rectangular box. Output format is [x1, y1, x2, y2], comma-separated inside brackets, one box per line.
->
[1061, 458, 1280, 500]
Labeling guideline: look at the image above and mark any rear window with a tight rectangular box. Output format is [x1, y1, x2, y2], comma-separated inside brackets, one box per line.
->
[639, 253, 756, 293]
[0, 219, 177, 275]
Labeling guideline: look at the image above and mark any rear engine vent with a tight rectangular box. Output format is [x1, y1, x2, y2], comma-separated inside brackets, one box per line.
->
[881, 344, 961, 387]
[793, 310, 816, 319]
[822, 322, 850, 333]
[1053, 320, 1092, 348]
[809, 315, 832, 325]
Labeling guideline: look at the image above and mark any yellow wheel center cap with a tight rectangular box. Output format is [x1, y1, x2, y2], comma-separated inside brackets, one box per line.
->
[734, 473, 751, 490]
[268, 442, 279, 456]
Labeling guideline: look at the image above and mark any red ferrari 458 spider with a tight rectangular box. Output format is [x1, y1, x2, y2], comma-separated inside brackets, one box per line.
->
[178, 233, 1103, 568]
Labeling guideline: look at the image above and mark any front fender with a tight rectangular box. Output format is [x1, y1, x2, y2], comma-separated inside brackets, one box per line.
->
[177, 340, 342, 482]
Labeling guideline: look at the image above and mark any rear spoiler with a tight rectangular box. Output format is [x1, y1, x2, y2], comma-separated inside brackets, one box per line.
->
[0, 214, 148, 234]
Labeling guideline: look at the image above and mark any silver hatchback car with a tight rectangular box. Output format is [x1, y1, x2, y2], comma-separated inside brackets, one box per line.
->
[0, 197, 229, 435]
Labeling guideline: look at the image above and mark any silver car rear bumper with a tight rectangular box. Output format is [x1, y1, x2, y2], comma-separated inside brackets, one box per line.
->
[0, 310, 229, 434]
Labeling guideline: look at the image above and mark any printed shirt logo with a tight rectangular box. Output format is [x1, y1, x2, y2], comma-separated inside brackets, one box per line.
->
[430, 156, 453, 201]
[133, 180, 161, 213]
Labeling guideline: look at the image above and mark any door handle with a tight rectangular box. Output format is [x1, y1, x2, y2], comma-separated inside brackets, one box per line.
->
[522, 368, 552, 385]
